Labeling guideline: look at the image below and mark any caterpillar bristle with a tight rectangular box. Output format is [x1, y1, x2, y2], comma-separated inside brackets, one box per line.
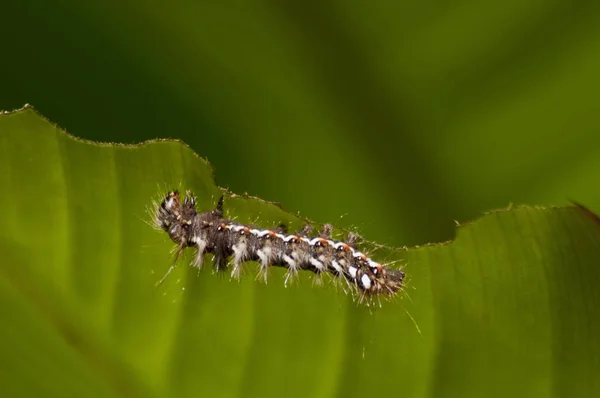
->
[154, 191, 406, 302]
[275, 223, 288, 234]
[297, 224, 313, 237]
[319, 224, 333, 239]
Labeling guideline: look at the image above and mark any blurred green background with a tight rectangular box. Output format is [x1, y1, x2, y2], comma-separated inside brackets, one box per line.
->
[3, 1, 599, 249]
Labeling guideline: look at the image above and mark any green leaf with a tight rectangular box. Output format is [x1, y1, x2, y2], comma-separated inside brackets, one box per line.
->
[1, 107, 600, 397]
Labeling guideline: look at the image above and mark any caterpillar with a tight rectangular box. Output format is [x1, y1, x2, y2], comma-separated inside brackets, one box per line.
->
[154, 190, 405, 301]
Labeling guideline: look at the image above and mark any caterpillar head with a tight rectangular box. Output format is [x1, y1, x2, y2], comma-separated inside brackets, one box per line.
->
[362, 266, 405, 297]
[156, 190, 197, 246]
[381, 268, 405, 295]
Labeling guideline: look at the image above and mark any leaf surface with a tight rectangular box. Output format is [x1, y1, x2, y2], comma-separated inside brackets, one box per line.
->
[1, 108, 600, 397]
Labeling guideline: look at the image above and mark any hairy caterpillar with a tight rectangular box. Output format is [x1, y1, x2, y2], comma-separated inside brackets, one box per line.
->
[154, 190, 405, 301]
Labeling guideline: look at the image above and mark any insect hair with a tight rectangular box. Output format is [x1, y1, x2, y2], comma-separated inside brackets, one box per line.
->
[153, 190, 406, 304]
